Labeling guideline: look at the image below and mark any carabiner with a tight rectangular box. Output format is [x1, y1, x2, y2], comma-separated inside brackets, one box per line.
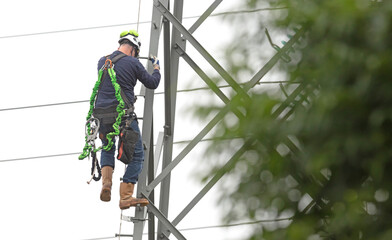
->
[85, 117, 100, 143]
[104, 58, 113, 69]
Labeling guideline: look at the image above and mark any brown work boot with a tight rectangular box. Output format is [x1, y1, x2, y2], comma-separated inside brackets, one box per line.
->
[119, 182, 149, 209]
[100, 166, 113, 202]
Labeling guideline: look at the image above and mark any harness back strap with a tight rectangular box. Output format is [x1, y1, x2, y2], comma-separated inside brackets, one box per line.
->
[79, 52, 134, 160]
[98, 53, 133, 109]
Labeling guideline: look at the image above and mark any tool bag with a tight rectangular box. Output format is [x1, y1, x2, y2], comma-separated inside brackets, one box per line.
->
[116, 117, 139, 164]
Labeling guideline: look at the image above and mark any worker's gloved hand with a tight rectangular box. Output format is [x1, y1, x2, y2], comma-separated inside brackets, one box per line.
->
[150, 55, 160, 70]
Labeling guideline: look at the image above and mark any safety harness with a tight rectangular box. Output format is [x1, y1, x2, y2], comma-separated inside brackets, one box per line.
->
[79, 53, 136, 183]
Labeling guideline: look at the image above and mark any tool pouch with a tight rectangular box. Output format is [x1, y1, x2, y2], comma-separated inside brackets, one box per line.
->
[117, 126, 139, 164]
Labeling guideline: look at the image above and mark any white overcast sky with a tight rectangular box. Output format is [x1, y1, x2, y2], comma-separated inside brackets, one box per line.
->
[0, 1, 289, 239]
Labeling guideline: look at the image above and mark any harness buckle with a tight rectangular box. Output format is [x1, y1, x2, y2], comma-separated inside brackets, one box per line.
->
[124, 105, 135, 118]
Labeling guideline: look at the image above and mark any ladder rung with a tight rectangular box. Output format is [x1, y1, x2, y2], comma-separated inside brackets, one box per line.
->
[122, 215, 148, 222]
[115, 233, 133, 238]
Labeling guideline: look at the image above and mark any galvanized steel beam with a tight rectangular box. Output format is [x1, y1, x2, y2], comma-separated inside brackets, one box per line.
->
[145, 27, 305, 194]
[142, 197, 187, 240]
[154, 0, 250, 99]
[133, 0, 169, 239]
[188, 0, 223, 34]
[172, 144, 248, 226]
[157, 0, 184, 238]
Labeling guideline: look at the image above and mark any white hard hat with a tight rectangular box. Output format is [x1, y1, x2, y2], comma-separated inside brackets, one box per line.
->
[119, 30, 141, 56]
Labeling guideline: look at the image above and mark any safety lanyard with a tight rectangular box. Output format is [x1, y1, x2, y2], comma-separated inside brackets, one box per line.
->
[79, 53, 128, 160]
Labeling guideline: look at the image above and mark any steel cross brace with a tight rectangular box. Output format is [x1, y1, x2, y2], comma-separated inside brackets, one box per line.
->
[154, 0, 250, 101]
[137, 1, 306, 239]
[174, 43, 246, 120]
[165, 82, 309, 238]
[144, 26, 306, 195]
[172, 143, 249, 226]
[166, 82, 310, 234]
[188, 0, 223, 34]
[139, 26, 306, 239]
[147, 76, 308, 239]
[142, 195, 187, 240]
[141, 143, 249, 240]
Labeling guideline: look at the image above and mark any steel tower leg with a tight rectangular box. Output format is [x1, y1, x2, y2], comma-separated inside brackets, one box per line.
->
[157, 0, 183, 239]
[133, 1, 169, 239]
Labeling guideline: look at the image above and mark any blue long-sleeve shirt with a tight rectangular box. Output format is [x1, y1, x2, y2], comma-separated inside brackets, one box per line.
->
[95, 50, 161, 108]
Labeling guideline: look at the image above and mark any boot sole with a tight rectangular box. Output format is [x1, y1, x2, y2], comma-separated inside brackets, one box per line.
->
[100, 189, 111, 202]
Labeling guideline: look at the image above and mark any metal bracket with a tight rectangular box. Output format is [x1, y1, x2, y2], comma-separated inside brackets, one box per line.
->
[115, 233, 133, 238]
[265, 28, 292, 63]
[122, 215, 149, 223]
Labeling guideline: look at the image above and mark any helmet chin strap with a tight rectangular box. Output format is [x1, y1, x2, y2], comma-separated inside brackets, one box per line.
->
[131, 47, 139, 58]
[128, 46, 135, 57]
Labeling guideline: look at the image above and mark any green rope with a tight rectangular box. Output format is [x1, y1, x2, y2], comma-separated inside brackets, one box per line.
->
[103, 67, 125, 151]
[78, 70, 104, 160]
[79, 65, 126, 160]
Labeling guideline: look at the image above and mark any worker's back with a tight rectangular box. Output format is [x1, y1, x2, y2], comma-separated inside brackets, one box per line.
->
[95, 50, 160, 108]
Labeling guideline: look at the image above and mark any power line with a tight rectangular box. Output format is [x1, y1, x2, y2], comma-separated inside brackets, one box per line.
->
[208, 7, 287, 17]
[81, 237, 114, 240]
[179, 217, 293, 231]
[80, 217, 292, 240]
[0, 100, 89, 112]
[0, 21, 150, 40]
[0, 152, 81, 163]
[0, 81, 296, 112]
[0, 136, 240, 163]
[0, 7, 286, 40]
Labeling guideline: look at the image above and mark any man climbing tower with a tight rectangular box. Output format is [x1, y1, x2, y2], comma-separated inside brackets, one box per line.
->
[95, 30, 160, 209]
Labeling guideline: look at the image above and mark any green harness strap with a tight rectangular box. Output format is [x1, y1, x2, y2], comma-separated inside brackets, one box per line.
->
[79, 60, 126, 160]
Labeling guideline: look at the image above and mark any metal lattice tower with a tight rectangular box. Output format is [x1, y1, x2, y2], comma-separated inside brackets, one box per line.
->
[124, 0, 306, 239]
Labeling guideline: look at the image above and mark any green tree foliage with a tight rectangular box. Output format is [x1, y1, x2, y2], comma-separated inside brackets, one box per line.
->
[199, 0, 392, 239]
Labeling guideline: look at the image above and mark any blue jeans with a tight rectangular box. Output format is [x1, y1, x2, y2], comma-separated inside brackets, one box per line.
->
[99, 117, 144, 184]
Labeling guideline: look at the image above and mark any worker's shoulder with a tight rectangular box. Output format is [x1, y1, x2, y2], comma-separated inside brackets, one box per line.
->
[118, 55, 142, 66]
[124, 55, 140, 62]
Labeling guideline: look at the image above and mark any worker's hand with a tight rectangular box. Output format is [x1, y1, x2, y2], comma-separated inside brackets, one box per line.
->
[150, 55, 160, 70]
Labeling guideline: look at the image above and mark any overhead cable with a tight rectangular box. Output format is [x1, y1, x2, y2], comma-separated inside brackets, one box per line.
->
[81, 217, 292, 240]
[207, 6, 287, 17]
[180, 217, 292, 231]
[0, 100, 88, 112]
[0, 81, 297, 112]
[0, 20, 150, 40]
[0, 136, 240, 163]
[0, 152, 81, 163]
[0, 7, 286, 40]
[81, 237, 115, 240]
